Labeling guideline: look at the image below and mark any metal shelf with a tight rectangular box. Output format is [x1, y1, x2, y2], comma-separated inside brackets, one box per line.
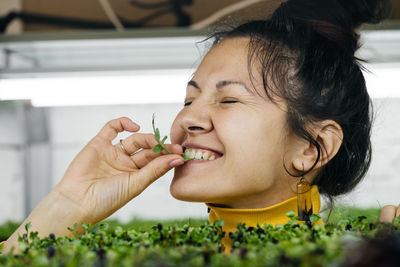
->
[0, 27, 399, 79]
[0, 28, 208, 77]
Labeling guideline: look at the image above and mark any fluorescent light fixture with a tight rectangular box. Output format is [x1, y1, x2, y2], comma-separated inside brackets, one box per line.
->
[0, 64, 398, 107]
[0, 69, 194, 107]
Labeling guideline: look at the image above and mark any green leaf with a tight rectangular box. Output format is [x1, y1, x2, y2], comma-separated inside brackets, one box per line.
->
[29, 231, 39, 241]
[24, 222, 31, 233]
[151, 114, 172, 155]
[310, 213, 321, 223]
[285, 210, 296, 219]
[82, 223, 91, 231]
[155, 128, 160, 141]
[99, 222, 109, 231]
[393, 216, 400, 226]
[153, 144, 163, 154]
[67, 223, 78, 233]
[115, 226, 124, 237]
[182, 153, 192, 162]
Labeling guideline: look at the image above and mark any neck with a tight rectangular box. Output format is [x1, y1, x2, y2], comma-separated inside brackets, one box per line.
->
[210, 185, 298, 209]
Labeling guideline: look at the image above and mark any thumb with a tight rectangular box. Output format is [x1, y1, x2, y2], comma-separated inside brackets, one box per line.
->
[129, 154, 184, 196]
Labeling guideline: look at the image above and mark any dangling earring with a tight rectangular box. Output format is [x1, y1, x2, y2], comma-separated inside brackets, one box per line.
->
[296, 163, 313, 221]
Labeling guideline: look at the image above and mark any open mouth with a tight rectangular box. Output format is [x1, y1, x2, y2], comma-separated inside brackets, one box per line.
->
[183, 147, 223, 161]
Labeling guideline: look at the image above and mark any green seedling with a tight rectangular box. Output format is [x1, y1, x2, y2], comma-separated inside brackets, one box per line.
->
[152, 114, 192, 162]
[2, 208, 392, 266]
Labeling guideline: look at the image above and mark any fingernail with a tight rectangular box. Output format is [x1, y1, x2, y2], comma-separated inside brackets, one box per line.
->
[170, 159, 184, 167]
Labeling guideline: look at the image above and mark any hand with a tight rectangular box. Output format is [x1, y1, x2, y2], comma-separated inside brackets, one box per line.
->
[3, 117, 184, 254]
[379, 205, 400, 223]
[55, 117, 184, 225]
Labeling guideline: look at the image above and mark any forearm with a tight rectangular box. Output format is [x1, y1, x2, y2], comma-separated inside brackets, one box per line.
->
[2, 187, 88, 254]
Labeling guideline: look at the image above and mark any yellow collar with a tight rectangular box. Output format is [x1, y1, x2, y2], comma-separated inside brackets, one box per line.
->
[207, 185, 321, 254]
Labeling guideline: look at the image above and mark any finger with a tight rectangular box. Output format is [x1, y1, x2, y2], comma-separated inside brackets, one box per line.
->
[122, 133, 158, 155]
[162, 144, 183, 155]
[97, 117, 140, 142]
[130, 148, 160, 169]
[130, 145, 183, 169]
[122, 133, 183, 155]
[128, 154, 184, 195]
[380, 205, 397, 222]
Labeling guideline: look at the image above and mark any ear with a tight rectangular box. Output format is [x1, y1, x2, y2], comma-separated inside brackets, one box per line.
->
[292, 120, 343, 172]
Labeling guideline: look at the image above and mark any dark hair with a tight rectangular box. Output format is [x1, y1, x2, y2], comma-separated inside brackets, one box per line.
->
[209, 0, 391, 198]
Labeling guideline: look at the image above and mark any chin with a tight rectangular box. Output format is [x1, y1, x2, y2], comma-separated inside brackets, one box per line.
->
[169, 174, 215, 203]
[170, 177, 201, 202]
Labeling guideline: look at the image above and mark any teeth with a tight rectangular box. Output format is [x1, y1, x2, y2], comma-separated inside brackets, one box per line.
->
[194, 151, 203, 160]
[184, 148, 218, 161]
[189, 149, 196, 159]
[202, 151, 210, 160]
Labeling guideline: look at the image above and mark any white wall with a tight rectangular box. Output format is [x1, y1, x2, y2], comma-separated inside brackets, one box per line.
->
[0, 102, 25, 223]
[47, 103, 207, 223]
[1, 99, 400, 224]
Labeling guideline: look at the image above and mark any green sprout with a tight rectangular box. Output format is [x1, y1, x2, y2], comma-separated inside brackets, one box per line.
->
[152, 114, 191, 162]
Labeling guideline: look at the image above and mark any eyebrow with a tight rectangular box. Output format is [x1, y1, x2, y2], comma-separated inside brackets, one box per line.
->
[187, 80, 253, 94]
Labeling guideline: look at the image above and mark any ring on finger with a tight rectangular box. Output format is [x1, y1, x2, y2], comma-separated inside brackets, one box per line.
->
[119, 139, 131, 156]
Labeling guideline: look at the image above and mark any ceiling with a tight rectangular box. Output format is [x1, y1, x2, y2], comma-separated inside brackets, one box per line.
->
[0, 0, 399, 78]
[0, 0, 399, 33]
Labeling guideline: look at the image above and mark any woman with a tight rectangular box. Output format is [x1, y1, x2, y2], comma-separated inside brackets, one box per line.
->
[2, 0, 396, 254]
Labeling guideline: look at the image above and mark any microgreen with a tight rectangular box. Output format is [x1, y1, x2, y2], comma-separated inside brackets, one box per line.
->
[24, 222, 31, 233]
[151, 114, 192, 162]
[2, 207, 400, 266]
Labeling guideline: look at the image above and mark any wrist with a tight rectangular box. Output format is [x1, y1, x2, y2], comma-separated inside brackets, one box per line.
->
[31, 186, 89, 236]
[2, 186, 89, 254]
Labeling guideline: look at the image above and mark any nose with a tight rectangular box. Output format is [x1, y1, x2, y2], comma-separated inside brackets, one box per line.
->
[180, 100, 213, 134]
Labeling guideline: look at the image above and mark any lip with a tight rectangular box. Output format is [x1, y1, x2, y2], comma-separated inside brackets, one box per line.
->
[181, 142, 223, 157]
[184, 157, 221, 166]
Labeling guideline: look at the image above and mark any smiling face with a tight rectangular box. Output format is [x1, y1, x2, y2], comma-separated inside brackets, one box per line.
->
[170, 37, 302, 209]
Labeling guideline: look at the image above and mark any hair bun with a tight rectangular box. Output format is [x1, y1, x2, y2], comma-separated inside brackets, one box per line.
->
[336, 0, 392, 29]
[270, 0, 391, 55]
[277, 0, 392, 30]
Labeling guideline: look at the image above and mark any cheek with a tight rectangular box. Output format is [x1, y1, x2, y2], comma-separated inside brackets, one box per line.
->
[223, 116, 286, 175]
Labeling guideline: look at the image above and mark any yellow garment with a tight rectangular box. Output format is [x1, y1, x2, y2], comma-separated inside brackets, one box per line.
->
[0, 241, 4, 253]
[207, 185, 322, 254]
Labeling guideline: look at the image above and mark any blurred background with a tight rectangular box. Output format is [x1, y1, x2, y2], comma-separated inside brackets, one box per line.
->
[0, 0, 399, 224]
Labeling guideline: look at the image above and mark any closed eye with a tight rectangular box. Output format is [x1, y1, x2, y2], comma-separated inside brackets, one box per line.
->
[221, 100, 238, 104]
[184, 99, 238, 106]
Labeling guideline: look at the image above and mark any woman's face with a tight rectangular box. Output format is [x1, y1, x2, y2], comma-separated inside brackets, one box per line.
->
[170, 38, 300, 209]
